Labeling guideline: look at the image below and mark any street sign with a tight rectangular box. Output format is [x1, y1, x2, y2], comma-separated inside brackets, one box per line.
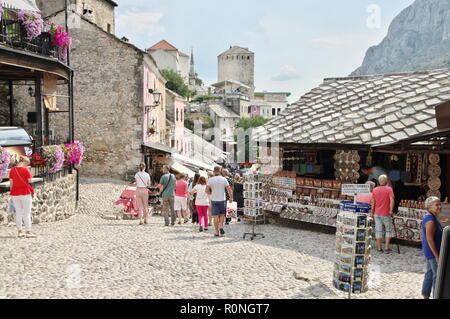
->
[341, 184, 371, 196]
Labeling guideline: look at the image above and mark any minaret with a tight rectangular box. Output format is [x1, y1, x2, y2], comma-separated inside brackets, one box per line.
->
[189, 48, 196, 86]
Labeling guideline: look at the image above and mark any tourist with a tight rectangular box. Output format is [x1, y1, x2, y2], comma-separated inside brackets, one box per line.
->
[158, 165, 177, 226]
[233, 174, 244, 222]
[207, 171, 214, 227]
[422, 196, 443, 299]
[9, 157, 36, 238]
[356, 181, 376, 205]
[188, 173, 200, 224]
[371, 175, 395, 253]
[222, 168, 234, 225]
[135, 163, 151, 225]
[175, 174, 189, 224]
[190, 176, 210, 232]
[206, 166, 233, 237]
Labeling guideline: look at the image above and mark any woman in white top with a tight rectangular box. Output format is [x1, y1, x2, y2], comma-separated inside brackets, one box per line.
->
[190, 176, 210, 232]
[135, 163, 151, 225]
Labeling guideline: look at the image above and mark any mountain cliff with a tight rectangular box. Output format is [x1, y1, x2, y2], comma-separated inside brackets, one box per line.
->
[351, 0, 450, 76]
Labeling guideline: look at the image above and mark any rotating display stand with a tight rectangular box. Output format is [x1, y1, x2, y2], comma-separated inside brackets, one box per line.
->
[333, 201, 373, 298]
[243, 173, 266, 240]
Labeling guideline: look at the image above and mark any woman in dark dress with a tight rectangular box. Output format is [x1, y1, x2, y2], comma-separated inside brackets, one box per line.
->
[189, 173, 200, 224]
[233, 175, 244, 221]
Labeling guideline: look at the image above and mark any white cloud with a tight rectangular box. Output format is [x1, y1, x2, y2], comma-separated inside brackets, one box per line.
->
[271, 65, 300, 82]
[116, 10, 165, 43]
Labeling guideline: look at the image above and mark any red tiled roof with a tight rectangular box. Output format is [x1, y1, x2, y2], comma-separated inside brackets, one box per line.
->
[148, 40, 178, 51]
[179, 52, 189, 57]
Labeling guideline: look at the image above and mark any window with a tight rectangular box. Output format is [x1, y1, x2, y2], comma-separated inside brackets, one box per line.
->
[176, 109, 179, 122]
[272, 108, 276, 116]
[247, 56, 250, 60]
[107, 24, 111, 33]
[278, 108, 281, 114]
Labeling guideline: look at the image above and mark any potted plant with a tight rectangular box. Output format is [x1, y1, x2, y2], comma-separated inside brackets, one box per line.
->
[60, 141, 85, 166]
[0, 146, 10, 180]
[18, 10, 44, 40]
[48, 23, 71, 62]
[42, 145, 64, 174]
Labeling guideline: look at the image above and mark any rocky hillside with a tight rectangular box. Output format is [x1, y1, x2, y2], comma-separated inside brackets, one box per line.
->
[351, 0, 450, 76]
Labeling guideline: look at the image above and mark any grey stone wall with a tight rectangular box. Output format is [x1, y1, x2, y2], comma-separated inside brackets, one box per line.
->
[0, 173, 77, 226]
[46, 13, 144, 180]
[36, 0, 115, 34]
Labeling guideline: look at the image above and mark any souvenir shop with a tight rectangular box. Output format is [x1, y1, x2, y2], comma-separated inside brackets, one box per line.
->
[262, 128, 450, 244]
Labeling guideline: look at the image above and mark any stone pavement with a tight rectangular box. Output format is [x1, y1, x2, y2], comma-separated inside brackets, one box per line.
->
[0, 178, 425, 299]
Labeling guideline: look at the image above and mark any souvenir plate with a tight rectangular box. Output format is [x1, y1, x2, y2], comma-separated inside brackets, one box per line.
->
[427, 189, 441, 199]
[428, 165, 442, 177]
[428, 177, 442, 191]
[429, 154, 440, 165]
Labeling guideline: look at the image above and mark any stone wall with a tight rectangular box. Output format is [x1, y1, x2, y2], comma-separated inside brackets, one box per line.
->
[46, 13, 144, 180]
[0, 172, 77, 226]
[36, 0, 116, 34]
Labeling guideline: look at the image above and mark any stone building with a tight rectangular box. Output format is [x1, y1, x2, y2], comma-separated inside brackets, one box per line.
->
[249, 92, 291, 119]
[42, 8, 167, 180]
[148, 40, 190, 84]
[36, 0, 117, 34]
[218, 46, 255, 98]
[165, 89, 186, 153]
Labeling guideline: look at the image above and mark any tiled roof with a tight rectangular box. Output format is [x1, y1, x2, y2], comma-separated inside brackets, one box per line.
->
[255, 68, 450, 145]
[209, 104, 240, 119]
[148, 40, 179, 51]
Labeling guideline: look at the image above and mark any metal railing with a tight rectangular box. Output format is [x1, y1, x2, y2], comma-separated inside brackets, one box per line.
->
[0, 6, 63, 62]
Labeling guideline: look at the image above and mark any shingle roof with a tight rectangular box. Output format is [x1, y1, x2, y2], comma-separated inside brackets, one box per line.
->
[209, 104, 240, 119]
[255, 68, 450, 145]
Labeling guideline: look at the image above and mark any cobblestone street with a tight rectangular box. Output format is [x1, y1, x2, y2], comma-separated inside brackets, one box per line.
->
[0, 179, 425, 299]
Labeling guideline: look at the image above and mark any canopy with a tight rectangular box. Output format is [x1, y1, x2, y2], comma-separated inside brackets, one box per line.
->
[3, 0, 40, 11]
[171, 153, 215, 171]
[171, 162, 195, 178]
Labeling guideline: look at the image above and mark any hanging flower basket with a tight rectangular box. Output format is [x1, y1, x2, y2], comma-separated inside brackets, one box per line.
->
[42, 145, 64, 174]
[61, 141, 85, 166]
[48, 23, 72, 62]
[18, 10, 44, 40]
[0, 146, 10, 180]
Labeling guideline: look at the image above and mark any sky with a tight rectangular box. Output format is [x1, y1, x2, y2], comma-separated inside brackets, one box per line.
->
[115, 0, 415, 103]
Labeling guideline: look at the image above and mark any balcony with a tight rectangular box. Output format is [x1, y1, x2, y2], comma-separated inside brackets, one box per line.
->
[0, 7, 66, 64]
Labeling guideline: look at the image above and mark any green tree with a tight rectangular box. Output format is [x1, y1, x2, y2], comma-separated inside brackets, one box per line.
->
[160, 69, 194, 98]
[235, 116, 270, 130]
[235, 116, 270, 164]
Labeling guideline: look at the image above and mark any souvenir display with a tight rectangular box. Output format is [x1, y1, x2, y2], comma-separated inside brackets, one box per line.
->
[334, 150, 361, 183]
[333, 202, 373, 295]
[395, 201, 427, 242]
[243, 172, 266, 240]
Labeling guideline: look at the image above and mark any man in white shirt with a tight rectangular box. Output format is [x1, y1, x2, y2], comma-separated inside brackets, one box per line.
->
[206, 166, 233, 237]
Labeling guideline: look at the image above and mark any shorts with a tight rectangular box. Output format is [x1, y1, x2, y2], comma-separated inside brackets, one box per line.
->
[211, 201, 227, 216]
[174, 196, 187, 211]
[375, 215, 394, 239]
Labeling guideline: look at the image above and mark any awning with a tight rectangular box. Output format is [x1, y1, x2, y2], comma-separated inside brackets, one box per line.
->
[171, 162, 195, 178]
[4, 0, 40, 11]
[171, 153, 215, 171]
[143, 142, 175, 154]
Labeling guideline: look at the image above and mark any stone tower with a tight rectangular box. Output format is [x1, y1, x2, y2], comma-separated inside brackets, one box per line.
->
[36, 0, 117, 34]
[218, 46, 255, 97]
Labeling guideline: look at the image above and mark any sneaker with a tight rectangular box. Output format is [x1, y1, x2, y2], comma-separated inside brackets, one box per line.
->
[214, 234, 220, 237]
[220, 228, 225, 235]
[25, 233, 37, 239]
[377, 249, 384, 253]
[17, 233, 26, 238]
[384, 249, 394, 254]
[204, 228, 208, 232]
[199, 226, 203, 232]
